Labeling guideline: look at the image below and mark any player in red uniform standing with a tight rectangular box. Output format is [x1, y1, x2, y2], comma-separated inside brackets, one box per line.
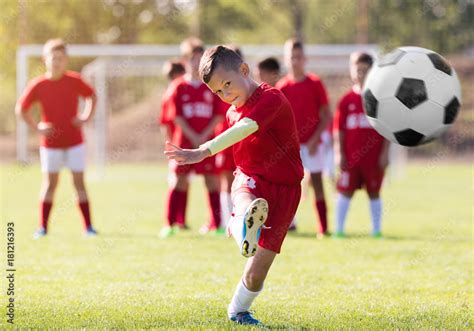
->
[333, 52, 390, 238]
[165, 46, 303, 326]
[160, 37, 223, 238]
[15, 39, 98, 238]
[276, 38, 332, 237]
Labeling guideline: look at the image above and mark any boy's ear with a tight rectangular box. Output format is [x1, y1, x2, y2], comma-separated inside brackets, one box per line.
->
[239, 62, 250, 77]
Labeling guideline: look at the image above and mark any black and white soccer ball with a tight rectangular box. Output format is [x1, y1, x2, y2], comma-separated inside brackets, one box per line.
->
[362, 46, 462, 147]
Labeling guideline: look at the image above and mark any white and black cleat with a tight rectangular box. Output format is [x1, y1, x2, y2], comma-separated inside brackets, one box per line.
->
[240, 198, 268, 257]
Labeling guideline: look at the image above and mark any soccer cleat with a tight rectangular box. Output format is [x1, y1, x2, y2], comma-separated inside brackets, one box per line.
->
[33, 228, 47, 239]
[240, 198, 268, 257]
[230, 311, 263, 326]
[84, 227, 98, 237]
[372, 231, 383, 239]
[317, 231, 331, 240]
[159, 226, 178, 239]
[332, 231, 346, 239]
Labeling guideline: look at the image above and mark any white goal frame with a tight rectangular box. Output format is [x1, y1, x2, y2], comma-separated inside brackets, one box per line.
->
[16, 43, 381, 174]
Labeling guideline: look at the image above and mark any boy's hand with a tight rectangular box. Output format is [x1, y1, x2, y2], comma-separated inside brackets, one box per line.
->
[307, 136, 320, 155]
[37, 122, 54, 137]
[72, 116, 87, 127]
[164, 141, 211, 165]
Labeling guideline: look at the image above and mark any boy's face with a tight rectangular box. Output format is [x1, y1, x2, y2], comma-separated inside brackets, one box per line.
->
[257, 69, 279, 87]
[188, 51, 204, 73]
[285, 47, 305, 73]
[206, 63, 252, 108]
[350, 61, 371, 87]
[44, 50, 68, 75]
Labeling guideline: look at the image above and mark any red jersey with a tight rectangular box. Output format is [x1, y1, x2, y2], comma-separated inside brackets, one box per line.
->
[276, 73, 329, 143]
[18, 71, 95, 148]
[334, 87, 385, 167]
[227, 83, 303, 186]
[158, 80, 179, 134]
[169, 78, 222, 149]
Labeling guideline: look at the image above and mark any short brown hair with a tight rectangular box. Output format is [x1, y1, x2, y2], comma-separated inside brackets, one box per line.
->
[180, 37, 204, 58]
[199, 45, 243, 84]
[350, 52, 374, 67]
[162, 59, 185, 80]
[284, 38, 304, 52]
[43, 38, 67, 57]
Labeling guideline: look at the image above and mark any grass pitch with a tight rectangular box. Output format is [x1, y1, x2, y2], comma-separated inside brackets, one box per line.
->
[1, 162, 472, 329]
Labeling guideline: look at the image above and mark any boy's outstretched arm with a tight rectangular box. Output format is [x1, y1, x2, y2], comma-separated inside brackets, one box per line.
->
[164, 117, 258, 165]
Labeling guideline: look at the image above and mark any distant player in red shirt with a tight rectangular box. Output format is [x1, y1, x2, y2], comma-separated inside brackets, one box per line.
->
[158, 59, 185, 142]
[165, 46, 303, 326]
[256, 57, 281, 87]
[333, 52, 390, 238]
[160, 37, 224, 238]
[15, 39, 98, 238]
[276, 38, 332, 237]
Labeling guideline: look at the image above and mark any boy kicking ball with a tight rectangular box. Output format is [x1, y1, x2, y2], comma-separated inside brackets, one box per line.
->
[165, 46, 303, 325]
[15, 39, 98, 238]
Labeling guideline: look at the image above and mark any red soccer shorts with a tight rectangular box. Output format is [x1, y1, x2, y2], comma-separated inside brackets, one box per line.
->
[231, 169, 301, 254]
[337, 163, 385, 194]
[172, 156, 218, 175]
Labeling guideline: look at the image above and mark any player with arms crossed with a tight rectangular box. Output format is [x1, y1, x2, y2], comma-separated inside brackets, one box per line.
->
[333, 52, 390, 238]
[165, 46, 303, 326]
[15, 39, 98, 238]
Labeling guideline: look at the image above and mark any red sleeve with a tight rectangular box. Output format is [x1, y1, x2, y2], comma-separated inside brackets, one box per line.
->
[168, 85, 183, 120]
[314, 79, 329, 108]
[77, 77, 95, 97]
[159, 96, 169, 125]
[334, 96, 347, 132]
[18, 80, 39, 112]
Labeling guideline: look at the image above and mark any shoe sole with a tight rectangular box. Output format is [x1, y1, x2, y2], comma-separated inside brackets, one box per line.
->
[240, 198, 268, 257]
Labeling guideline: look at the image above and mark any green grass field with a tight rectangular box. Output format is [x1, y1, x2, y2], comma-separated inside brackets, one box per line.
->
[1, 162, 472, 329]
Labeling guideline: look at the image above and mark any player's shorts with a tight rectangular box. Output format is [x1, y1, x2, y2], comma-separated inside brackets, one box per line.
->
[337, 163, 385, 193]
[172, 155, 218, 175]
[231, 169, 301, 254]
[215, 148, 235, 173]
[39, 143, 86, 173]
[300, 142, 325, 173]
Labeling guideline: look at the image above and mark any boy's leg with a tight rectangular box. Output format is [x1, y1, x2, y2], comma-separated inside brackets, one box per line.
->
[227, 191, 255, 245]
[203, 174, 221, 230]
[367, 191, 382, 237]
[228, 247, 276, 320]
[220, 171, 234, 230]
[335, 191, 353, 236]
[166, 174, 188, 227]
[72, 172, 94, 232]
[39, 172, 59, 232]
[310, 172, 328, 235]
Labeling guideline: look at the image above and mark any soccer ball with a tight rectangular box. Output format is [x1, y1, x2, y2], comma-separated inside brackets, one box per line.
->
[362, 46, 462, 146]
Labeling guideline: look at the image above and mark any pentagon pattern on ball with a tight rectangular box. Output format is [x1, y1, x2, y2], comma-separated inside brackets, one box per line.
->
[444, 97, 461, 124]
[394, 129, 425, 147]
[395, 78, 427, 109]
[363, 89, 378, 118]
[378, 48, 406, 67]
[427, 53, 452, 76]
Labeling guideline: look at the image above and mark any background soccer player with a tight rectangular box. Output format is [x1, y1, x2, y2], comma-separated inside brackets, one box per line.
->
[256, 57, 281, 87]
[160, 37, 223, 238]
[333, 52, 390, 238]
[165, 46, 303, 326]
[276, 38, 332, 237]
[15, 38, 98, 238]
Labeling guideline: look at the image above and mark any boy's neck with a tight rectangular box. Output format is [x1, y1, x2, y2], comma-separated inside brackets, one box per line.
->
[46, 71, 65, 80]
[290, 70, 306, 82]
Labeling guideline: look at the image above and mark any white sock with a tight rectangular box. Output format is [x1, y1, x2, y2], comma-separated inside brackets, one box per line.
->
[336, 193, 351, 233]
[370, 198, 382, 234]
[229, 215, 244, 247]
[228, 279, 262, 318]
[220, 192, 233, 229]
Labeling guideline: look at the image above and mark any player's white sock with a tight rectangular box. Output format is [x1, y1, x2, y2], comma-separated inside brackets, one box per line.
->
[228, 279, 262, 318]
[229, 215, 244, 246]
[220, 192, 232, 229]
[370, 198, 382, 234]
[336, 193, 351, 233]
